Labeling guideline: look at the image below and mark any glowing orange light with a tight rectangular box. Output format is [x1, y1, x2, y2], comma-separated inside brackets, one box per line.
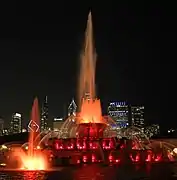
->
[79, 99, 105, 124]
[36, 146, 40, 150]
[21, 156, 46, 170]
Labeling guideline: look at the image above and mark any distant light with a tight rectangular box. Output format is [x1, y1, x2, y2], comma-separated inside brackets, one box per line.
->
[1, 145, 7, 149]
[22, 129, 27, 132]
[110, 102, 126, 106]
[0, 163, 6, 167]
[173, 148, 177, 154]
[14, 113, 21, 118]
[53, 128, 59, 131]
[54, 118, 63, 121]
[36, 146, 40, 150]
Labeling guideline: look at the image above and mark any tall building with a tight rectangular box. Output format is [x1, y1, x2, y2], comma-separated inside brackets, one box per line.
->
[0, 117, 4, 136]
[131, 106, 145, 128]
[68, 98, 77, 116]
[2, 129, 8, 135]
[10, 113, 22, 134]
[40, 96, 49, 131]
[108, 102, 129, 128]
[53, 118, 64, 131]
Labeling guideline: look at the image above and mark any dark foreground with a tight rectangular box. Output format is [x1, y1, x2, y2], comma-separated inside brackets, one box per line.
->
[1, 163, 177, 180]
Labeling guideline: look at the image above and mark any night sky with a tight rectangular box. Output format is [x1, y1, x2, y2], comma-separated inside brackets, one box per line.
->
[0, 2, 176, 130]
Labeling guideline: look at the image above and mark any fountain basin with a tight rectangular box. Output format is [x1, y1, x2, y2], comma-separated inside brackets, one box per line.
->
[76, 123, 107, 138]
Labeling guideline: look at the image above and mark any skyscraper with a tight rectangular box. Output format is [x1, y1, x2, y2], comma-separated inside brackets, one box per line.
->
[108, 102, 129, 128]
[68, 98, 77, 116]
[10, 113, 22, 134]
[0, 117, 4, 136]
[40, 96, 48, 131]
[131, 106, 145, 128]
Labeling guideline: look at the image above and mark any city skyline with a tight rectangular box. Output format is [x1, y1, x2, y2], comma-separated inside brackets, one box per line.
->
[1, 98, 145, 129]
[0, 4, 176, 130]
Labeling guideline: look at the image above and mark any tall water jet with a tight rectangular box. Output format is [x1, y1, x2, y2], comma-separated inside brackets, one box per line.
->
[77, 11, 106, 138]
[78, 11, 97, 102]
[19, 98, 46, 170]
[28, 97, 40, 157]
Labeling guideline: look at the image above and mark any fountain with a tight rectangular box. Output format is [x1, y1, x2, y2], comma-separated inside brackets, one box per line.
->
[1, 12, 177, 170]
[30, 12, 177, 165]
[76, 11, 107, 138]
[78, 11, 96, 103]
[35, 12, 177, 165]
[0, 98, 47, 170]
[19, 98, 47, 170]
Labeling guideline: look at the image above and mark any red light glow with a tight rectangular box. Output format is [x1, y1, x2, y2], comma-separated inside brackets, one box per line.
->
[109, 155, 113, 163]
[145, 150, 152, 162]
[130, 153, 140, 162]
[115, 159, 120, 163]
[92, 154, 96, 162]
[83, 155, 87, 163]
[146, 154, 152, 162]
[154, 154, 162, 162]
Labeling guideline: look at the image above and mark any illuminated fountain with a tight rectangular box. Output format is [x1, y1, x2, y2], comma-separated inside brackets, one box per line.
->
[43, 11, 177, 164]
[20, 98, 47, 170]
[2, 98, 48, 170]
[76, 11, 107, 138]
[33, 12, 159, 164]
[1, 12, 177, 168]
[38, 11, 113, 141]
[33, 12, 177, 165]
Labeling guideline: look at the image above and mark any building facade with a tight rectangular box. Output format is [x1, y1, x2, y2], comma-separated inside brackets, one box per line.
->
[10, 113, 22, 134]
[40, 96, 49, 131]
[131, 106, 145, 128]
[108, 102, 129, 128]
[0, 117, 4, 136]
[53, 118, 64, 131]
[68, 98, 77, 117]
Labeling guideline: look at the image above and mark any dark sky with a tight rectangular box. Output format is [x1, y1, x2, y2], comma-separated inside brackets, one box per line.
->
[0, 2, 176, 129]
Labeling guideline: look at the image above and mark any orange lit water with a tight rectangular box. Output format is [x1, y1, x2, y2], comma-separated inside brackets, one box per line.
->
[28, 98, 40, 157]
[79, 98, 105, 124]
[78, 12, 105, 125]
[78, 12, 96, 104]
[16, 98, 47, 170]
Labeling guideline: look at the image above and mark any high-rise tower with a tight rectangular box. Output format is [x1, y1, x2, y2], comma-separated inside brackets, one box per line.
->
[0, 117, 4, 136]
[68, 98, 77, 116]
[40, 96, 48, 131]
[10, 113, 22, 134]
[108, 102, 129, 128]
[131, 106, 145, 128]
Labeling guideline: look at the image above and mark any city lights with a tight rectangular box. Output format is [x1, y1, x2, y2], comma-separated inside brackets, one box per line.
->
[0, 11, 175, 173]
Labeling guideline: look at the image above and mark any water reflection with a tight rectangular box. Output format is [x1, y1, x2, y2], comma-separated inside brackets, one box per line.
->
[1, 163, 177, 180]
[0, 171, 47, 180]
[73, 165, 106, 180]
